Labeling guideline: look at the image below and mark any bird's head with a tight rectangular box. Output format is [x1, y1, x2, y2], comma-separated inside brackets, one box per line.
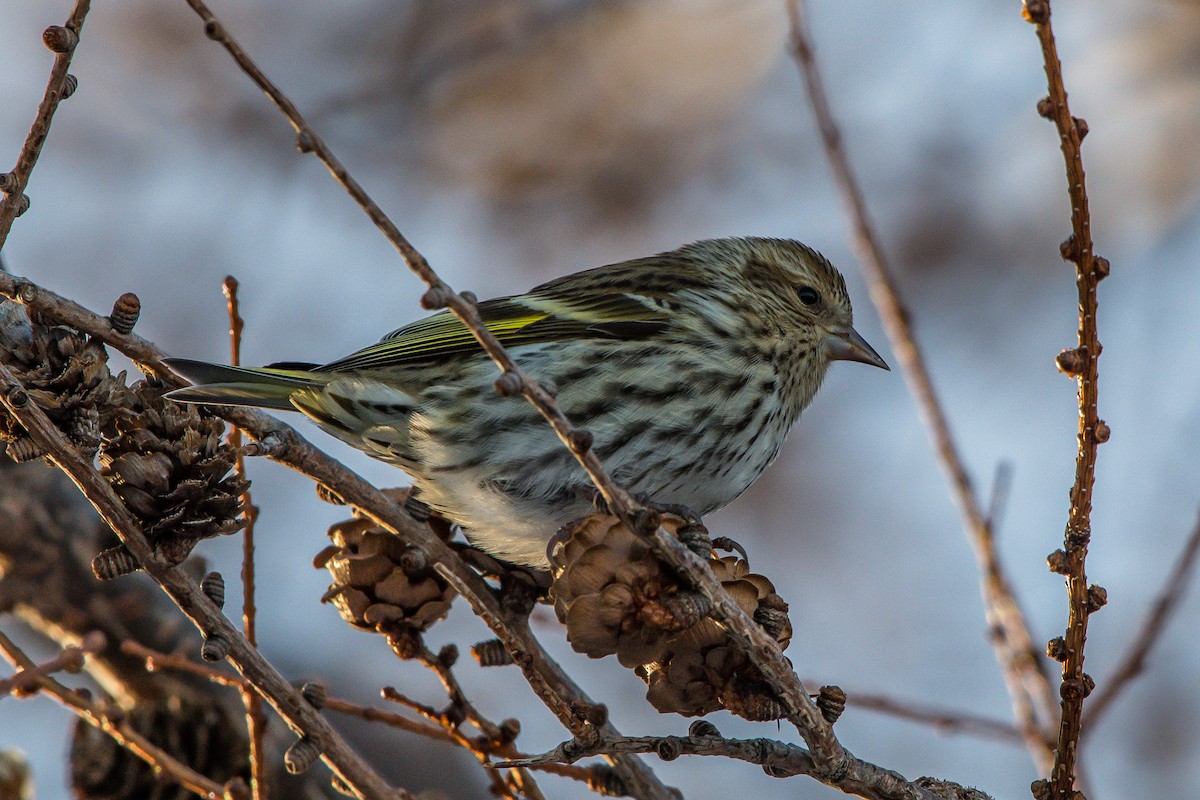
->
[681, 237, 889, 374]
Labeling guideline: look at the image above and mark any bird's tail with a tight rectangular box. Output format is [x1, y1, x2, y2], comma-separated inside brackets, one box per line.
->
[164, 358, 323, 411]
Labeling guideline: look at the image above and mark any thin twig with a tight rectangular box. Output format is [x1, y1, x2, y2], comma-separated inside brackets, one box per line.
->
[0, 630, 229, 800]
[1019, 1, 1107, 794]
[825, 685, 1022, 744]
[495, 730, 990, 800]
[0, 0, 91, 252]
[380, 686, 442, 721]
[784, 0, 1056, 774]
[0, 362, 407, 800]
[1085, 511, 1200, 727]
[121, 640, 603, 793]
[223, 275, 268, 800]
[417, 644, 501, 738]
[496, 731, 816, 777]
[0, 631, 103, 697]
[329, 697, 456, 744]
[122, 639, 456, 741]
[413, 645, 544, 800]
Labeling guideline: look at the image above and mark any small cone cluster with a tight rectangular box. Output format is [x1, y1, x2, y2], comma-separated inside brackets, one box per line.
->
[0, 308, 127, 461]
[1, 302, 247, 579]
[315, 499, 455, 658]
[93, 383, 248, 579]
[549, 513, 792, 719]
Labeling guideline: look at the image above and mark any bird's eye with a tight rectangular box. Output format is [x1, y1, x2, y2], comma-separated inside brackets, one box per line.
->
[796, 286, 821, 307]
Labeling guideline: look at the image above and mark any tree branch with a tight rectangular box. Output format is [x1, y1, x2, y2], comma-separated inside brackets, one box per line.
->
[0, 0, 91, 252]
[828, 685, 1023, 744]
[784, 0, 1057, 774]
[495, 728, 992, 800]
[1019, 1, 1108, 794]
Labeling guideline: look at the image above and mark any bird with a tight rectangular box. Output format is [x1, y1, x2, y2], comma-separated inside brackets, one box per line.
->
[166, 237, 888, 567]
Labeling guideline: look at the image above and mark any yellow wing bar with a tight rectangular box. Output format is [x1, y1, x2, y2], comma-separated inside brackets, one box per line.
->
[318, 292, 669, 373]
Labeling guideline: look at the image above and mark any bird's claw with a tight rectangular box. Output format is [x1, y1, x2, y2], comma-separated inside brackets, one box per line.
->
[711, 536, 749, 564]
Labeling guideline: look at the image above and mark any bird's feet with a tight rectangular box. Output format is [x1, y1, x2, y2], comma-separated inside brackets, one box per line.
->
[627, 496, 714, 558]
[634, 499, 750, 562]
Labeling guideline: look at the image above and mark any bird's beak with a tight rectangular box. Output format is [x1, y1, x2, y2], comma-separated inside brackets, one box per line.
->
[823, 326, 890, 370]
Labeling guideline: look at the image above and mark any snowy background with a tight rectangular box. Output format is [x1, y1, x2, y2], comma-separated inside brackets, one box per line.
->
[2, 0, 1199, 797]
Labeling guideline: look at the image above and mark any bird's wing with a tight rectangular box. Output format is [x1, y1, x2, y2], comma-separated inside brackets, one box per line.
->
[317, 288, 671, 373]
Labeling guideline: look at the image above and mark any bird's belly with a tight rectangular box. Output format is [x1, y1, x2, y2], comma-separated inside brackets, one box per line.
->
[615, 417, 787, 514]
[404, 343, 793, 566]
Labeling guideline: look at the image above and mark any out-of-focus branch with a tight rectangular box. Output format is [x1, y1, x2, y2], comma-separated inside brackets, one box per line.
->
[818, 684, 1022, 744]
[784, 0, 1056, 775]
[0, 0, 91, 252]
[0, 631, 101, 698]
[1085, 512, 1200, 728]
[0, 630, 233, 800]
[1019, 1, 1108, 795]
[0, 361, 406, 800]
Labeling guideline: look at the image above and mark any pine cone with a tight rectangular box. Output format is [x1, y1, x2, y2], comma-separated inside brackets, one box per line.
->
[638, 629, 742, 717]
[93, 382, 247, 579]
[639, 555, 791, 719]
[548, 514, 712, 668]
[549, 514, 793, 719]
[315, 502, 455, 658]
[0, 303, 128, 461]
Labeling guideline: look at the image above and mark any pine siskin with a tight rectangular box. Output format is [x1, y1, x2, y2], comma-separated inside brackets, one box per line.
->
[166, 237, 887, 566]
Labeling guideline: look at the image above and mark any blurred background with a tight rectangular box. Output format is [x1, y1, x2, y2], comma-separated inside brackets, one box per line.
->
[2, 0, 1199, 797]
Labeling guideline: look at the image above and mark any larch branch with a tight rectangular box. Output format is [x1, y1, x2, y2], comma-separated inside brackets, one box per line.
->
[1020, 1, 1107, 794]
[785, 0, 1057, 774]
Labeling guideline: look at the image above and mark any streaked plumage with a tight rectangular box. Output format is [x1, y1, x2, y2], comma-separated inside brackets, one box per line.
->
[167, 237, 887, 566]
